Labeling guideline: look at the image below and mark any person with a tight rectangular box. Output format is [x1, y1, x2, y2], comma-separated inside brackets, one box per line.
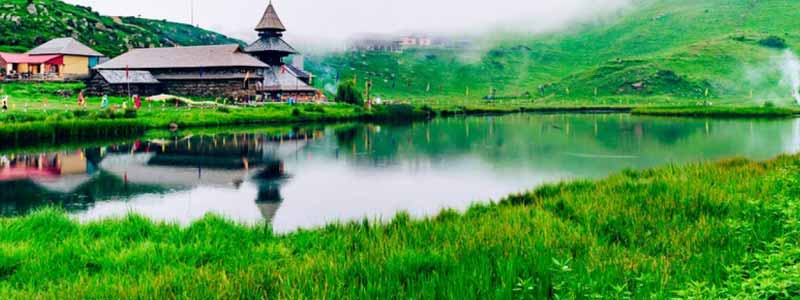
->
[1, 95, 8, 112]
[101, 94, 109, 109]
[134, 95, 141, 110]
[122, 100, 128, 110]
[77, 90, 86, 108]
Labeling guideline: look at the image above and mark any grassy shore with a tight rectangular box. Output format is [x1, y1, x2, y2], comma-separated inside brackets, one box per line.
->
[0, 154, 797, 299]
[632, 105, 800, 118]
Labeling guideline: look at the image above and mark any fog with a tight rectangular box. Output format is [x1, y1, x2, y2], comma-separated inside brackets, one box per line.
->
[65, 0, 631, 47]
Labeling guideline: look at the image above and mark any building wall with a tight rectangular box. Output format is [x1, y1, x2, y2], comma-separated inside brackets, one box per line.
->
[62, 55, 89, 77]
[162, 79, 259, 98]
[85, 73, 163, 96]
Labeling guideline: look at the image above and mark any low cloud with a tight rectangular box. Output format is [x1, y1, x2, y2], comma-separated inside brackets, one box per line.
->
[66, 0, 632, 47]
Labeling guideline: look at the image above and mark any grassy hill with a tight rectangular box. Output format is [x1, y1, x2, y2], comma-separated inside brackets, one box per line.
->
[307, 0, 800, 105]
[0, 0, 243, 57]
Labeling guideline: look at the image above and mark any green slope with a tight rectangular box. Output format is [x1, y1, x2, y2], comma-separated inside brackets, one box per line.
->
[0, 0, 243, 57]
[307, 0, 800, 104]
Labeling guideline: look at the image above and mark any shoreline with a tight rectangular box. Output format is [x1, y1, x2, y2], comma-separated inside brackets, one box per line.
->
[1, 103, 798, 148]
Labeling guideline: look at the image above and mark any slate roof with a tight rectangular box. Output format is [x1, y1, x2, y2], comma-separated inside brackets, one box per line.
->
[98, 70, 160, 84]
[260, 67, 317, 92]
[27, 38, 104, 57]
[255, 3, 286, 32]
[155, 73, 264, 80]
[244, 36, 297, 54]
[285, 64, 310, 79]
[95, 45, 269, 70]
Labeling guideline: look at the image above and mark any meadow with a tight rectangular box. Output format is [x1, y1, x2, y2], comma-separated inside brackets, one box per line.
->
[0, 153, 796, 299]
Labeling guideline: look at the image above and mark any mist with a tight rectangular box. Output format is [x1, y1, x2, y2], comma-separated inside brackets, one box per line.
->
[780, 50, 800, 105]
[65, 0, 632, 48]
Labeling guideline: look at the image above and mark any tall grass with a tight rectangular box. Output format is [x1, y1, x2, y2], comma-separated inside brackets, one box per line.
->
[0, 154, 797, 299]
[632, 106, 800, 118]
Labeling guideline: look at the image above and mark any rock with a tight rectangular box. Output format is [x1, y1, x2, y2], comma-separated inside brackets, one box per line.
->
[169, 123, 179, 131]
[95, 22, 108, 31]
[26, 3, 37, 15]
[631, 81, 645, 90]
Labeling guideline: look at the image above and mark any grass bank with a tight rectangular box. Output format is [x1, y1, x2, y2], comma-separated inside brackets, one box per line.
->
[0, 154, 797, 299]
[632, 105, 800, 118]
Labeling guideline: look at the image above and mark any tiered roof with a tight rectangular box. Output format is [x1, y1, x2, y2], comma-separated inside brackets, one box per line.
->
[255, 2, 286, 32]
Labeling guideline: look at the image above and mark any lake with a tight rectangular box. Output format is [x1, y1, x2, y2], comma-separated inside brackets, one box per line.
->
[1, 113, 798, 233]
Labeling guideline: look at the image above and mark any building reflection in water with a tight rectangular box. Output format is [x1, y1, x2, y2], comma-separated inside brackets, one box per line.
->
[0, 130, 320, 225]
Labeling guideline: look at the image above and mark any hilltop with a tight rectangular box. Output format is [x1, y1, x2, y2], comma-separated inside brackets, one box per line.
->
[0, 0, 243, 57]
[307, 0, 800, 104]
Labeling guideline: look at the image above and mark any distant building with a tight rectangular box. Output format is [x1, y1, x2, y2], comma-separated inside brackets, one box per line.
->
[399, 35, 433, 48]
[0, 37, 104, 81]
[348, 35, 402, 52]
[89, 44, 267, 98]
[244, 2, 319, 102]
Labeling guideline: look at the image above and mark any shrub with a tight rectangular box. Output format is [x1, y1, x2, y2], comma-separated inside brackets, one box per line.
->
[335, 81, 364, 105]
[44, 112, 75, 122]
[302, 105, 325, 113]
[217, 106, 231, 113]
[763, 101, 776, 108]
[123, 108, 138, 119]
[291, 108, 301, 117]
[758, 36, 787, 49]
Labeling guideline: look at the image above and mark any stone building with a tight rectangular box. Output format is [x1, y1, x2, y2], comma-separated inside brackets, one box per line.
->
[88, 44, 268, 98]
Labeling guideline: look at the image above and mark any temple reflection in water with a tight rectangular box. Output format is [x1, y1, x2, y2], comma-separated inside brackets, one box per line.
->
[0, 130, 321, 224]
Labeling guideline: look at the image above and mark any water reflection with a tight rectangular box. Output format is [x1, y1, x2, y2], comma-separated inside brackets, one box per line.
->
[0, 114, 798, 233]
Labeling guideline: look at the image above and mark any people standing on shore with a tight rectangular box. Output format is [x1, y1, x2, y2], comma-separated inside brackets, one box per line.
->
[101, 94, 109, 109]
[1, 95, 8, 112]
[77, 90, 86, 108]
[134, 95, 142, 110]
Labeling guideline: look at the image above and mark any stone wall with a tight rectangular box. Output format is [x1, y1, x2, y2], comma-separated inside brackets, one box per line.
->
[161, 79, 259, 98]
[84, 74, 162, 96]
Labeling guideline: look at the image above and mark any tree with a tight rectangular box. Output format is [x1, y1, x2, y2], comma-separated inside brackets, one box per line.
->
[758, 36, 787, 49]
[335, 81, 364, 105]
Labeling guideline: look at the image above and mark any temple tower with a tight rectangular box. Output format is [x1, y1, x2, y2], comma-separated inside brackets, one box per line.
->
[245, 1, 297, 66]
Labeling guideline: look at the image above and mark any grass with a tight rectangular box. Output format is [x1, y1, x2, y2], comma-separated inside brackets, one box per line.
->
[0, 153, 797, 299]
[632, 105, 800, 117]
[308, 0, 800, 104]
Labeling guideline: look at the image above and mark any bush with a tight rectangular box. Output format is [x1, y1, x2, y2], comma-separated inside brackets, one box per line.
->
[44, 112, 75, 122]
[335, 81, 364, 105]
[758, 36, 787, 49]
[302, 105, 325, 113]
[72, 109, 90, 118]
[763, 101, 776, 108]
[123, 108, 137, 119]
[291, 108, 301, 117]
[217, 106, 231, 113]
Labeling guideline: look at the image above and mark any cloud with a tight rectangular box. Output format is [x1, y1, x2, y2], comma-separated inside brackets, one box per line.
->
[65, 0, 631, 45]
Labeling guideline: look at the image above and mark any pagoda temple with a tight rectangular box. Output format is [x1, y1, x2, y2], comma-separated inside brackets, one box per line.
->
[246, 1, 320, 102]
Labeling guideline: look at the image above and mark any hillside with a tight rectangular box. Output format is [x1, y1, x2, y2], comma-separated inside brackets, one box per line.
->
[0, 0, 243, 57]
[307, 0, 800, 104]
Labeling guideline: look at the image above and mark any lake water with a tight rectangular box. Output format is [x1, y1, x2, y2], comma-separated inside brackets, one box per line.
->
[1, 113, 799, 233]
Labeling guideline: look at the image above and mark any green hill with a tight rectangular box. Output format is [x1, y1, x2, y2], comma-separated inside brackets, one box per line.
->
[307, 0, 800, 105]
[0, 0, 243, 57]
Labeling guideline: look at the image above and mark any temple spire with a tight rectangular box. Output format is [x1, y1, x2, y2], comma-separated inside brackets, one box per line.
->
[255, 1, 286, 32]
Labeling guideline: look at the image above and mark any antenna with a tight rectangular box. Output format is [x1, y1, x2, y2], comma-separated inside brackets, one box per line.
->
[190, 0, 195, 26]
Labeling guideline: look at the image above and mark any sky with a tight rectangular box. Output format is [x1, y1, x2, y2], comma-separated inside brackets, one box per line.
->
[64, 0, 631, 46]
